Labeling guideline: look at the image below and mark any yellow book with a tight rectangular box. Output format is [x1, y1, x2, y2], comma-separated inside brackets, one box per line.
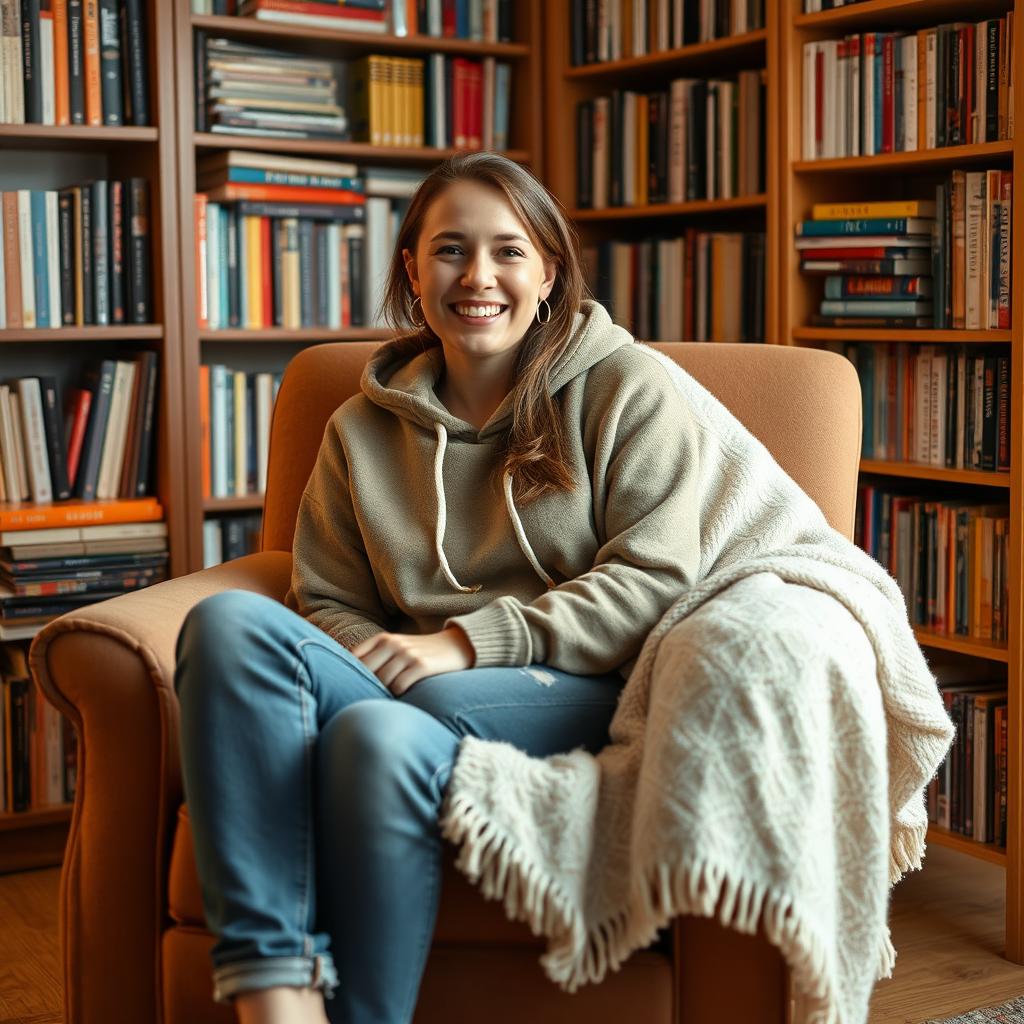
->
[412, 58, 424, 146]
[245, 215, 261, 329]
[281, 218, 300, 330]
[812, 199, 937, 219]
[395, 57, 408, 147]
[233, 369, 247, 499]
[374, 55, 387, 146]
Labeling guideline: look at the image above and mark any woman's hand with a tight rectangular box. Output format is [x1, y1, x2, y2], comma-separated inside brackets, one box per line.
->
[352, 626, 476, 697]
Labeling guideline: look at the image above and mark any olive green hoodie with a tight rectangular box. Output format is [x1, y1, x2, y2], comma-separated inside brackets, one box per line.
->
[285, 299, 701, 678]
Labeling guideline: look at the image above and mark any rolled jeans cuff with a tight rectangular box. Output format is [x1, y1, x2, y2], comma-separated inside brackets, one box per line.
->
[212, 953, 338, 1004]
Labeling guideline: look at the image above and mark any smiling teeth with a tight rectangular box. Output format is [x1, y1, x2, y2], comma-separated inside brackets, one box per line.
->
[455, 304, 503, 317]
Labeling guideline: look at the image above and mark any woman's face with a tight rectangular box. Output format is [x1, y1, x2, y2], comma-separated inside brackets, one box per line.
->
[402, 179, 556, 362]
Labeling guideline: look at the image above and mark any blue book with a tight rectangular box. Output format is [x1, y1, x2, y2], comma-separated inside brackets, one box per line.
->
[456, 0, 469, 38]
[224, 167, 364, 191]
[821, 299, 933, 317]
[495, 62, 511, 151]
[798, 217, 934, 236]
[29, 191, 50, 328]
[859, 344, 875, 457]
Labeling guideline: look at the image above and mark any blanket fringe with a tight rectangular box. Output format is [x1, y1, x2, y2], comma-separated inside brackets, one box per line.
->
[440, 790, 904, 1024]
[889, 823, 927, 884]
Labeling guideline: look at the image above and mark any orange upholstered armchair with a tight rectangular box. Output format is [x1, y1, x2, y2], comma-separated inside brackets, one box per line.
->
[30, 339, 861, 1024]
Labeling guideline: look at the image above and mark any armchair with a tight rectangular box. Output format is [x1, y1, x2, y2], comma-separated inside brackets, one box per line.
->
[30, 339, 861, 1024]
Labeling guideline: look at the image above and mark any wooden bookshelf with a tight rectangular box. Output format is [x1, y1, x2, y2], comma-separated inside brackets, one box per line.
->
[172, 0, 544, 573]
[779, 0, 1024, 961]
[0, 0, 187, 873]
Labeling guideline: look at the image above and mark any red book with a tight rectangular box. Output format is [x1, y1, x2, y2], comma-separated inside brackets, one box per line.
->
[441, 0, 457, 37]
[468, 62, 482, 149]
[453, 58, 471, 148]
[204, 183, 366, 206]
[805, 246, 916, 259]
[242, 0, 385, 18]
[64, 388, 92, 491]
[261, 216, 273, 328]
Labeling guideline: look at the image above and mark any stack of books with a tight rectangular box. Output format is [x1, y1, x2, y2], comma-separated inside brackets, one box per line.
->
[797, 200, 934, 327]
[0, 0, 149, 127]
[195, 35, 349, 140]
[0, 180, 153, 329]
[203, 512, 262, 568]
[1, 642, 77, 813]
[1, 357, 160, 505]
[236, 0, 389, 32]
[195, 151, 367, 330]
[0, 503, 169, 642]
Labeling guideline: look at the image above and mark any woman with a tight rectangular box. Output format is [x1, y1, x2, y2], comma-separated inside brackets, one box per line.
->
[174, 152, 702, 1024]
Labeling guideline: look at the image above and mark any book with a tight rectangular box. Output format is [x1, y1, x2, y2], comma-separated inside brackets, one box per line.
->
[0, 498, 163, 532]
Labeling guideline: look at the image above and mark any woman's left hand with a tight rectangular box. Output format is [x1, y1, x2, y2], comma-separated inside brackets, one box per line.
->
[352, 626, 476, 697]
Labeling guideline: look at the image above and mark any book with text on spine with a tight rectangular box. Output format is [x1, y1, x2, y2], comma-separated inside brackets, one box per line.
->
[0, 497, 163, 532]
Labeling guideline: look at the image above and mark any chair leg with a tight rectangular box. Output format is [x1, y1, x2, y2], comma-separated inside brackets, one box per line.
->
[673, 916, 788, 1023]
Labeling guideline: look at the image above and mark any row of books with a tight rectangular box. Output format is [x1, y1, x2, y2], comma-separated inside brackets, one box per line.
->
[0, 181, 153, 329]
[584, 230, 765, 343]
[0, 356, 160, 505]
[0, 644, 76, 814]
[926, 678, 1007, 845]
[199, 366, 282, 500]
[839, 343, 1010, 473]
[577, 72, 765, 209]
[202, 512, 262, 568]
[0, 515, 168, 642]
[802, 0, 870, 11]
[0, 0, 149, 126]
[855, 489, 1009, 644]
[570, 0, 766, 65]
[802, 16, 1015, 161]
[190, 0, 516, 41]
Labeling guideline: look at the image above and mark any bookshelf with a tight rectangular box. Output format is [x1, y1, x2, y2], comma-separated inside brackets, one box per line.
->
[171, 0, 544, 573]
[779, 0, 1024, 962]
[0, 0, 188, 870]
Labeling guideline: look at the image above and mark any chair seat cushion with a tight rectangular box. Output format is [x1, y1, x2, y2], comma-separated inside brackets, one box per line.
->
[168, 803, 547, 946]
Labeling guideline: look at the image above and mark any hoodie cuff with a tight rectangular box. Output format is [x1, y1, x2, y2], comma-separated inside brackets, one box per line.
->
[444, 599, 530, 668]
[335, 621, 387, 652]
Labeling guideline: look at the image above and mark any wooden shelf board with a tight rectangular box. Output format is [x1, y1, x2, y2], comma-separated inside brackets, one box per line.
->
[0, 325, 163, 342]
[859, 459, 1011, 487]
[564, 28, 767, 79]
[793, 327, 1012, 344]
[572, 194, 767, 220]
[0, 124, 158, 149]
[0, 805, 72, 833]
[795, 0, 1013, 32]
[913, 628, 1009, 663]
[193, 132, 530, 165]
[191, 14, 530, 58]
[199, 327, 393, 342]
[203, 496, 264, 513]
[793, 140, 1013, 174]
[927, 825, 1007, 868]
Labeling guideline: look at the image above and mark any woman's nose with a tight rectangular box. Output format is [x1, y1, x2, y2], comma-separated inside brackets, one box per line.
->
[461, 253, 497, 289]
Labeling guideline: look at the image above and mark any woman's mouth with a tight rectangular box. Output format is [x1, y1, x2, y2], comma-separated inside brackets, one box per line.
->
[449, 302, 508, 323]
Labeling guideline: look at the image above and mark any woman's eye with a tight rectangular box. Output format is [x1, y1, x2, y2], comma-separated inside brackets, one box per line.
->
[435, 245, 462, 255]
[500, 247, 525, 258]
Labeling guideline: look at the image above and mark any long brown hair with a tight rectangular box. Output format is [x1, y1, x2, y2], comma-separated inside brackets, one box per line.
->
[379, 152, 589, 506]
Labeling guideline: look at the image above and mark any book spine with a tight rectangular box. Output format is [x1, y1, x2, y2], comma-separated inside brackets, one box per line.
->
[75, 359, 114, 500]
[66, 0, 84, 123]
[127, 177, 150, 323]
[38, 375, 70, 499]
[57, 189, 75, 324]
[82, 0, 100, 125]
[108, 178, 124, 323]
[18, 376, 54, 502]
[121, 0, 147, 124]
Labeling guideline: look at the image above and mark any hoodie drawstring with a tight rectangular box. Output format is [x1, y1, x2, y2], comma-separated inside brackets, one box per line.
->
[432, 422, 556, 594]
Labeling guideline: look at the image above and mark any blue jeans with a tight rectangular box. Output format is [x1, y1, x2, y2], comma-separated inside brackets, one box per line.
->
[173, 590, 625, 1023]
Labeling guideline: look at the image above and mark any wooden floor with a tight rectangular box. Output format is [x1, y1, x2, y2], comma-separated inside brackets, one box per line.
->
[1, 843, 1023, 1024]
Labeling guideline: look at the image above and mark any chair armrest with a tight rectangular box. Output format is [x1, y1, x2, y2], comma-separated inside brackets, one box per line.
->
[28, 551, 292, 1024]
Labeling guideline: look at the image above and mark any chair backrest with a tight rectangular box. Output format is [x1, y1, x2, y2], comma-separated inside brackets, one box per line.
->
[262, 340, 862, 552]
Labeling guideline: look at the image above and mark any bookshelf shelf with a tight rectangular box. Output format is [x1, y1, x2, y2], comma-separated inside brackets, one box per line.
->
[0, 124, 159, 149]
[0, 805, 72, 833]
[793, 140, 1014, 174]
[193, 132, 530, 166]
[198, 328, 392, 343]
[793, 327, 1012, 344]
[0, 326, 164, 343]
[859, 459, 1012, 486]
[913, 628, 1010, 663]
[571, 194, 768, 221]
[563, 28, 767, 80]
[203, 496, 264, 513]
[926, 824, 1007, 867]
[190, 14, 531, 59]
[794, 0, 1013, 32]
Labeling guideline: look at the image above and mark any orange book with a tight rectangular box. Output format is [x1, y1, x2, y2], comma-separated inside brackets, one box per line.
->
[194, 194, 208, 328]
[203, 183, 366, 206]
[53, 0, 70, 126]
[2, 193, 22, 329]
[83, 0, 101, 126]
[260, 216, 272, 328]
[0, 498, 163, 532]
[199, 366, 211, 500]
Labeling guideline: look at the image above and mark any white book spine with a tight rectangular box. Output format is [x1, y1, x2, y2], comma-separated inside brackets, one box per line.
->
[634, 0, 646, 56]
[210, 365, 228, 498]
[255, 373, 272, 495]
[427, 0, 441, 36]
[903, 35, 918, 151]
[822, 41, 836, 160]
[597, 0, 609, 62]
[0, 385, 23, 499]
[39, 10, 54, 125]
[17, 377, 53, 503]
[96, 360, 136, 500]
[863, 35, 875, 156]
[206, 201, 221, 330]
[931, 353, 947, 467]
[964, 171, 984, 330]
[233, 371, 247, 498]
[45, 190, 60, 326]
[326, 223, 341, 329]
[17, 190, 34, 327]
[849, 36, 861, 157]
[202, 518, 223, 569]
[925, 31, 937, 149]
[803, 42, 816, 160]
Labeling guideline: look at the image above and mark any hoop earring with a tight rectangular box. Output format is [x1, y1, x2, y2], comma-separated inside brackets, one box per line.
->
[410, 295, 426, 327]
[535, 298, 552, 325]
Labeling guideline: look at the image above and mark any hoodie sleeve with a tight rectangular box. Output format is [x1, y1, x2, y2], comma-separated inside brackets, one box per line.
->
[285, 411, 391, 651]
[442, 352, 701, 676]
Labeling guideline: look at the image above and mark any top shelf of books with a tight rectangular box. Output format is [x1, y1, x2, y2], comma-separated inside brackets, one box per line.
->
[795, 0, 1014, 31]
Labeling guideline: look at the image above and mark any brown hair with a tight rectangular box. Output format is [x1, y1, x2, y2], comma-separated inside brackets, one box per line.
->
[379, 152, 589, 506]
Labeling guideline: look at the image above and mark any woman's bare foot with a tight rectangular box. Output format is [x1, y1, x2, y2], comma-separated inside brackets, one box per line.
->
[234, 985, 329, 1024]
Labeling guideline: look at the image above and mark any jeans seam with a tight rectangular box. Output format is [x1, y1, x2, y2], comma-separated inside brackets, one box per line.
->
[400, 803, 443, 1022]
[295, 635, 391, 695]
[293, 656, 314, 958]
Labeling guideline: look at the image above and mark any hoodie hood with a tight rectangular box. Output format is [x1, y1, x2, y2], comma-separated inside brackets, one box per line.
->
[359, 299, 634, 594]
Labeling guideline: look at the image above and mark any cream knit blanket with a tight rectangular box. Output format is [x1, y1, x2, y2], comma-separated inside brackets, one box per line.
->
[438, 345, 955, 1024]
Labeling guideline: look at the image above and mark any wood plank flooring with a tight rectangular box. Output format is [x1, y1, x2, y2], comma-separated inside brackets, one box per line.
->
[1, 844, 1022, 1024]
